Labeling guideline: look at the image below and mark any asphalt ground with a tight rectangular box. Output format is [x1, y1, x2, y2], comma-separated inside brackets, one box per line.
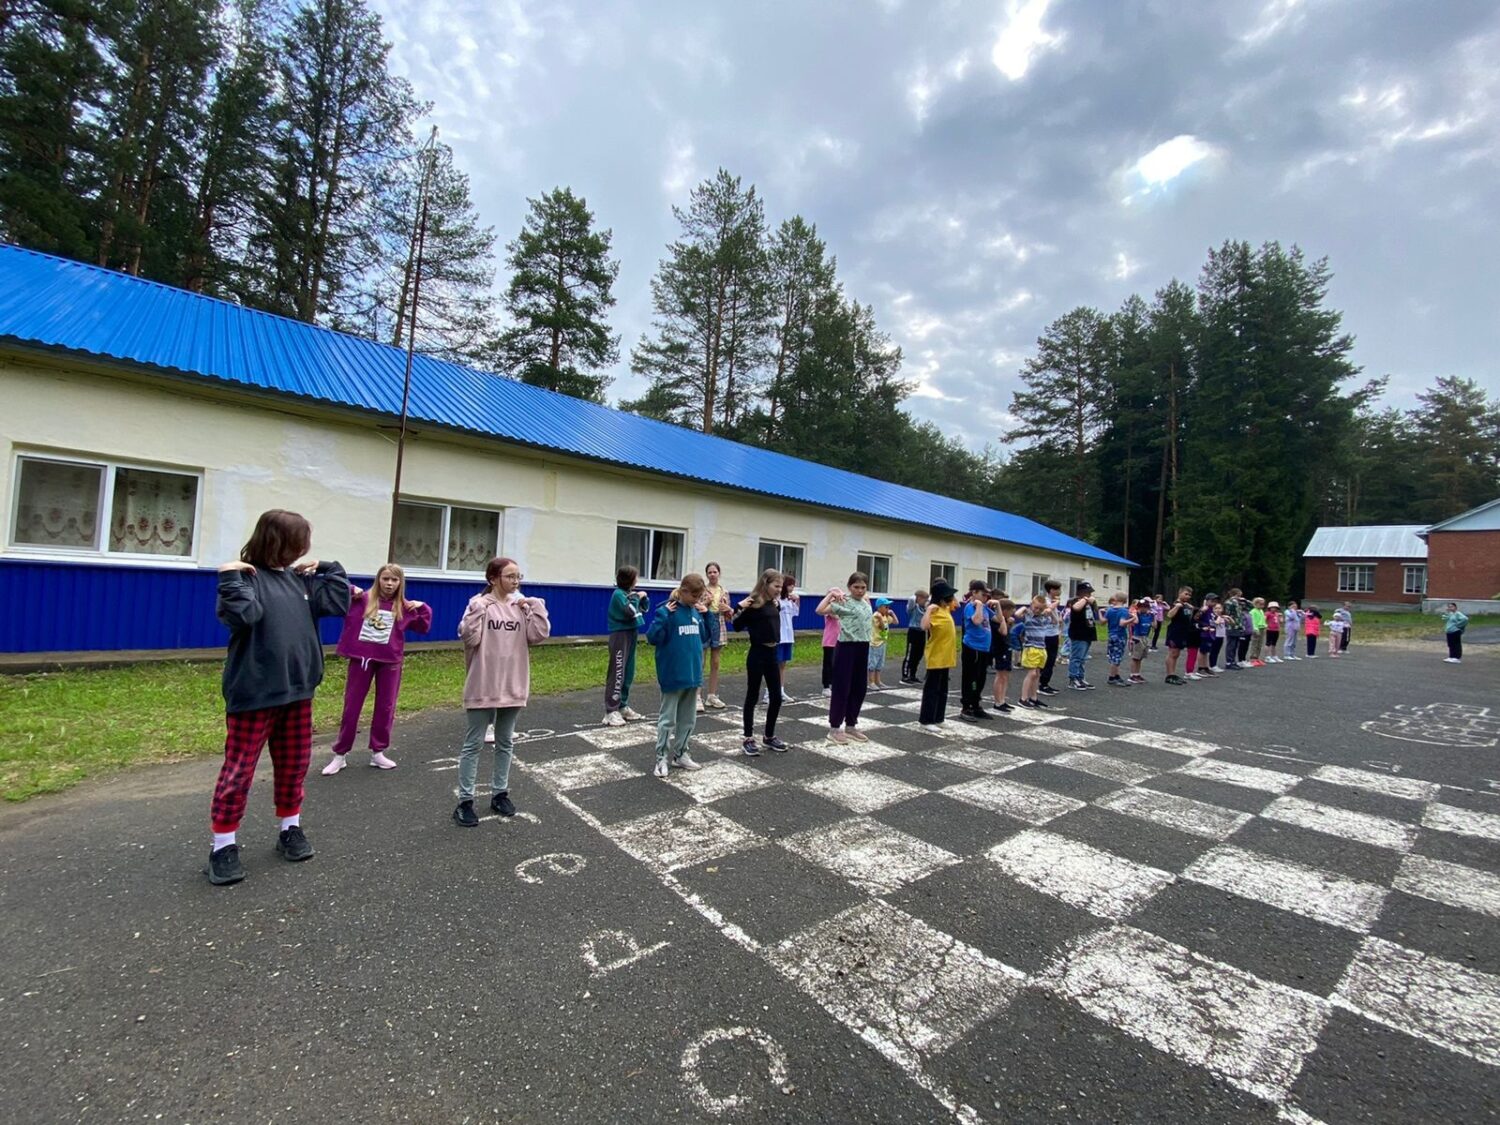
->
[0, 642, 1496, 1124]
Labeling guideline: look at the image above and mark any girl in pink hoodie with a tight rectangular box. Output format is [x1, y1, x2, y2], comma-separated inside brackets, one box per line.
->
[454, 556, 551, 827]
[323, 563, 432, 775]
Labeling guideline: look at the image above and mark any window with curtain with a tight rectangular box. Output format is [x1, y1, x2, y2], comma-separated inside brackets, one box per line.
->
[930, 562, 956, 589]
[11, 454, 199, 558]
[393, 501, 499, 572]
[394, 503, 444, 570]
[448, 507, 500, 573]
[616, 524, 685, 583]
[758, 540, 805, 581]
[986, 568, 1009, 594]
[856, 552, 891, 594]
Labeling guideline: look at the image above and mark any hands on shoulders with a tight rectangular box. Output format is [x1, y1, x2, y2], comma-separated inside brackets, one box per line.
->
[218, 560, 256, 574]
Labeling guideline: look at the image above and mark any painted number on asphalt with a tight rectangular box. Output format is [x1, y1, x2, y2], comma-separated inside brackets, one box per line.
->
[680, 1026, 791, 1116]
[514, 852, 587, 884]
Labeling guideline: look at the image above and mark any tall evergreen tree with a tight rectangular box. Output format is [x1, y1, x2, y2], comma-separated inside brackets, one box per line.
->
[1003, 306, 1112, 541]
[1408, 376, 1500, 519]
[373, 137, 497, 366]
[761, 215, 835, 443]
[246, 0, 422, 325]
[493, 186, 619, 401]
[1143, 279, 1197, 593]
[627, 168, 771, 433]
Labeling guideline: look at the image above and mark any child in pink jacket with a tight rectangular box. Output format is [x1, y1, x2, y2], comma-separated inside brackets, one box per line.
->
[323, 563, 432, 775]
[454, 556, 551, 827]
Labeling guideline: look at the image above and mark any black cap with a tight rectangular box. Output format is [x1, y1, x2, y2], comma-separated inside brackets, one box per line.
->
[931, 580, 957, 602]
[1077, 581, 1094, 593]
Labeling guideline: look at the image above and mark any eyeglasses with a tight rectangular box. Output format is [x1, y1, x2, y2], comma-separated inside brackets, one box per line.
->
[502, 572, 524, 581]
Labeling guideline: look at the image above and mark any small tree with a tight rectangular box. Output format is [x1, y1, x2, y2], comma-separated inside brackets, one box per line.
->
[493, 187, 619, 401]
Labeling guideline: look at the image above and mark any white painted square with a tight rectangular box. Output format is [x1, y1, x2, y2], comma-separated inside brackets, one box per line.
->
[690, 728, 763, 757]
[574, 724, 659, 750]
[925, 720, 1009, 744]
[883, 699, 925, 713]
[1262, 796, 1417, 853]
[1310, 765, 1440, 803]
[664, 759, 780, 804]
[1096, 788, 1250, 840]
[804, 738, 905, 767]
[1423, 802, 1500, 843]
[526, 751, 639, 791]
[1395, 853, 1500, 919]
[604, 806, 764, 872]
[1115, 729, 1221, 757]
[1177, 758, 1301, 794]
[1050, 750, 1159, 786]
[943, 776, 1086, 825]
[987, 830, 1175, 921]
[794, 715, 891, 731]
[1335, 936, 1500, 1067]
[1184, 845, 1388, 932]
[1040, 925, 1330, 1102]
[920, 745, 1032, 775]
[996, 707, 1064, 726]
[877, 687, 925, 700]
[798, 769, 925, 814]
[770, 899, 1025, 1058]
[1010, 726, 1107, 750]
[781, 816, 961, 894]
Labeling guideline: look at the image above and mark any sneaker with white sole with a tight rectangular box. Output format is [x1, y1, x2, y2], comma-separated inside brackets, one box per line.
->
[320, 754, 347, 776]
[845, 728, 870, 743]
[762, 736, 789, 752]
[781, 691, 795, 702]
[696, 696, 705, 712]
[759, 691, 770, 704]
[821, 687, 833, 698]
[484, 724, 496, 743]
[706, 695, 726, 710]
[621, 706, 644, 721]
[653, 758, 669, 778]
[670, 752, 701, 771]
[603, 711, 625, 727]
[369, 751, 397, 770]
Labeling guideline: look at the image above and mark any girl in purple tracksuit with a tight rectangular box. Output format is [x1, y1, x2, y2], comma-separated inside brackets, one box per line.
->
[322, 563, 433, 774]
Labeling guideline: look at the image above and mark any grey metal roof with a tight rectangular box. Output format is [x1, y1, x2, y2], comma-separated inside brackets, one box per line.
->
[1423, 497, 1500, 535]
[1303, 526, 1428, 559]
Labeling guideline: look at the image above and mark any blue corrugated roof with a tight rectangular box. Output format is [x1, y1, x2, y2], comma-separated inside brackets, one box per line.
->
[0, 244, 1133, 567]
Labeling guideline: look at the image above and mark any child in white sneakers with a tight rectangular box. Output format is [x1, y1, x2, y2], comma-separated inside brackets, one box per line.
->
[646, 572, 710, 776]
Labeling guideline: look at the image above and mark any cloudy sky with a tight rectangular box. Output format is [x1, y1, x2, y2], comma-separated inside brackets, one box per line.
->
[371, 0, 1500, 450]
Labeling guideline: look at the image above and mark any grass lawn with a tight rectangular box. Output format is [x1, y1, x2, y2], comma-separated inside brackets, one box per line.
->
[0, 634, 872, 803]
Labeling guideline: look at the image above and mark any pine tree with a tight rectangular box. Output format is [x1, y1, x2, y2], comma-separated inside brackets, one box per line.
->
[373, 137, 497, 366]
[1144, 280, 1197, 593]
[1003, 306, 1112, 541]
[493, 186, 619, 402]
[1408, 376, 1500, 519]
[246, 0, 422, 325]
[628, 169, 771, 433]
[761, 215, 835, 443]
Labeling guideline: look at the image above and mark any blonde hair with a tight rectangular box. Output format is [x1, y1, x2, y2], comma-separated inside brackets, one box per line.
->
[674, 572, 707, 605]
[367, 563, 409, 622]
[746, 567, 782, 609]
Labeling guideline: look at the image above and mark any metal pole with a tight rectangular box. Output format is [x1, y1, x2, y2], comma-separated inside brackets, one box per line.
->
[387, 127, 439, 563]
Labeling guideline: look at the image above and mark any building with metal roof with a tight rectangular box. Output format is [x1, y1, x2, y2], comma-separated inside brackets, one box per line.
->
[1419, 497, 1500, 614]
[1302, 526, 1428, 560]
[1302, 525, 1429, 609]
[0, 244, 1134, 654]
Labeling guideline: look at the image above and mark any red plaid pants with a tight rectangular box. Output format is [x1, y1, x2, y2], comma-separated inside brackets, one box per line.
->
[210, 699, 314, 833]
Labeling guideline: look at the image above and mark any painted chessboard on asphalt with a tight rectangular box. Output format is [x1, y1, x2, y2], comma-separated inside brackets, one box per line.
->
[482, 686, 1500, 1125]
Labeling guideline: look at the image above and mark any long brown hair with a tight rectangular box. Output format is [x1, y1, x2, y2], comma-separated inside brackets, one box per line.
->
[674, 572, 707, 607]
[745, 567, 782, 609]
[240, 509, 310, 569]
[367, 563, 409, 622]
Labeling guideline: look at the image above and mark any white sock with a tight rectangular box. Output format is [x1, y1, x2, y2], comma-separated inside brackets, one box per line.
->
[280, 814, 300, 830]
[212, 831, 236, 850]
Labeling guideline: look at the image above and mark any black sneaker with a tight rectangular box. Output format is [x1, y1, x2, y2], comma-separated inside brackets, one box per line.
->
[957, 708, 979, 722]
[994, 702, 1013, 713]
[1033, 698, 1049, 708]
[973, 707, 994, 721]
[275, 825, 314, 862]
[206, 844, 244, 885]
[1038, 685, 1059, 696]
[763, 736, 789, 752]
[741, 739, 762, 757]
[1108, 676, 1126, 686]
[1079, 681, 1096, 690]
[1018, 698, 1036, 709]
[453, 800, 479, 828]
[490, 791, 516, 817]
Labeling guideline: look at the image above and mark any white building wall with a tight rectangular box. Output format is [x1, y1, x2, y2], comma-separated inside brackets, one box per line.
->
[1, 356, 1128, 595]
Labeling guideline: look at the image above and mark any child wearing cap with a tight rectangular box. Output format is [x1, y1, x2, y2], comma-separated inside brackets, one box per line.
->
[919, 581, 960, 724]
[868, 597, 898, 690]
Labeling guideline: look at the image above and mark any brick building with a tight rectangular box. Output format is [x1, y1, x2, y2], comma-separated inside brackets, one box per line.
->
[1421, 497, 1500, 614]
[1302, 526, 1429, 609]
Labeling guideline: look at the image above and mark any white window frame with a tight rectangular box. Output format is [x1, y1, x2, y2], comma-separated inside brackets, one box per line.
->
[930, 561, 956, 589]
[1403, 564, 1427, 596]
[616, 522, 687, 587]
[394, 499, 502, 576]
[987, 568, 1009, 594]
[1031, 573, 1050, 597]
[855, 552, 892, 596]
[758, 539, 806, 582]
[7, 450, 204, 565]
[1336, 563, 1375, 594]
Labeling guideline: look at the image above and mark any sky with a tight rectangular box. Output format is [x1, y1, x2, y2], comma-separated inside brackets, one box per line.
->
[370, 0, 1500, 451]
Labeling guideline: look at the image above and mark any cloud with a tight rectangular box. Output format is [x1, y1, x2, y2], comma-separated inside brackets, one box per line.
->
[991, 0, 1065, 81]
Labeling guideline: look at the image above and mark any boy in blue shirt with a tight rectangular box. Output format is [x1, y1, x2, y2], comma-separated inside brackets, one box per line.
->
[1127, 598, 1152, 684]
[1103, 593, 1135, 686]
[959, 580, 994, 721]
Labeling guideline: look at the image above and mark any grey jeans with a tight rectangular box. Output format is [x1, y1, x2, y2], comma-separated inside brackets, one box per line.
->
[458, 706, 521, 800]
[655, 688, 698, 761]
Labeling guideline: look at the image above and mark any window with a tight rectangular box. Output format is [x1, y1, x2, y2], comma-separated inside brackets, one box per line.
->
[1069, 577, 1087, 597]
[617, 524, 685, 583]
[986, 568, 1009, 595]
[1031, 573, 1050, 597]
[10, 453, 200, 559]
[855, 552, 891, 594]
[1403, 565, 1427, 596]
[930, 561, 956, 589]
[757, 540, 806, 582]
[1336, 564, 1375, 593]
[393, 501, 500, 572]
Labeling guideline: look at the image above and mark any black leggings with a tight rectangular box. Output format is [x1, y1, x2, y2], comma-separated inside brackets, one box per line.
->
[1040, 635, 1060, 687]
[960, 645, 989, 709]
[1447, 632, 1463, 659]
[902, 628, 926, 680]
[1266, 630, 1280, 652]
[1150, 621, 1162, 647]
[744, 645, 782, 738]
[919, 668, 951, 724]
[821, 646, 835, 688]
